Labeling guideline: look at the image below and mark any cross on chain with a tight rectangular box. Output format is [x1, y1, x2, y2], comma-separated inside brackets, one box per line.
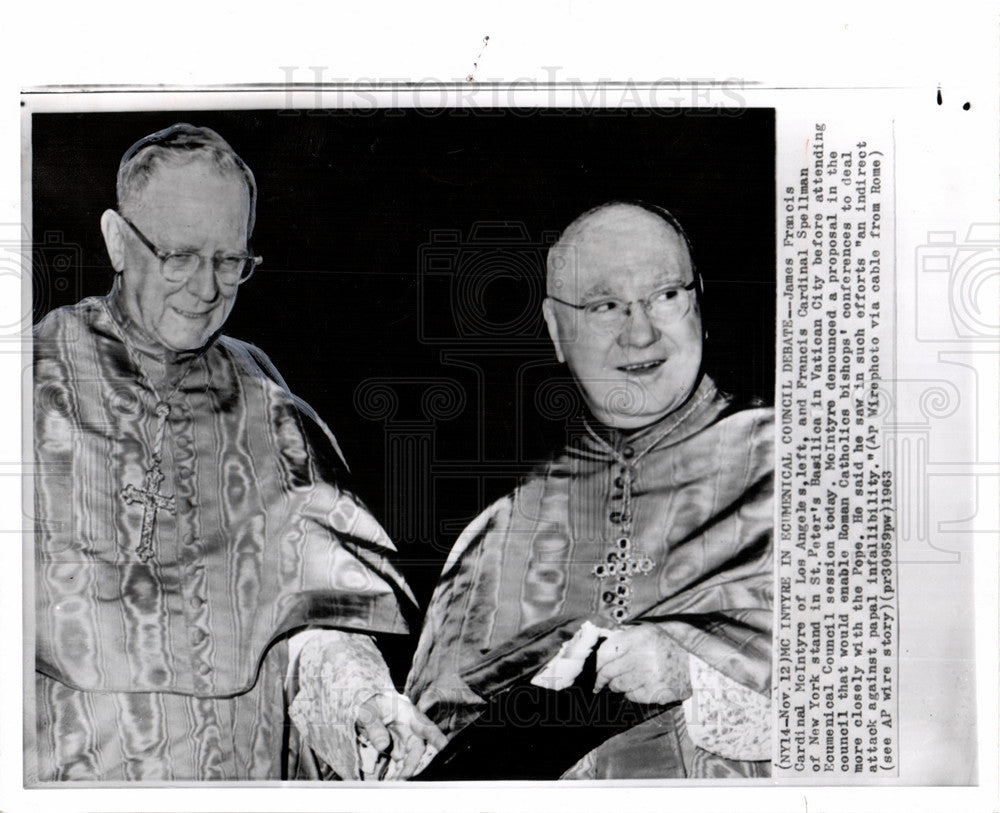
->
[120, 402, 176, 562]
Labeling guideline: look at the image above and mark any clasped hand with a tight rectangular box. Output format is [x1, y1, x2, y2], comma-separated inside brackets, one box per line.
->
[354, 690, 447, 780]
[592, 624, 692, 705]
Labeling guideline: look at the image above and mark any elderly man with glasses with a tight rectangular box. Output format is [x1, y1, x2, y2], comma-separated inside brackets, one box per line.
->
[406, 201, 773, 780]
[31, 123, 444, 782]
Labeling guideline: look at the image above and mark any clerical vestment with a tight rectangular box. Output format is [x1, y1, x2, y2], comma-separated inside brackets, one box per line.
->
[31, 294, 413, 782]
[406, 377, 773, 779]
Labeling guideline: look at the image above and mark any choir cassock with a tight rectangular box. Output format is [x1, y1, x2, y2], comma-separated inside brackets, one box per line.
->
[32, 291, 414, 781]
[407, 377, 773, 779]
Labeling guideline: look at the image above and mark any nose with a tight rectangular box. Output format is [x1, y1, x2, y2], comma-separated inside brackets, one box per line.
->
[185, 256, 220, 302]
[617, 302, 660, 348]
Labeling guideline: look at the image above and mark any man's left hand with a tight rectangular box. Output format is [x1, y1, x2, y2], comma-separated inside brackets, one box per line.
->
[592, 624, 692, 705]
[355, 691, 448, 780]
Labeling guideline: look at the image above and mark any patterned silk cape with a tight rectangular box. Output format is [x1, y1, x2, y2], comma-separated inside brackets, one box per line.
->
[406, 377, 773, 770]
[33, 295, 413, 701]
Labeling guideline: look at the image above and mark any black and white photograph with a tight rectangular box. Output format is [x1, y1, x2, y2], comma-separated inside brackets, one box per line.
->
[2, 5, 997, 813]
[26, 104, 775, 783]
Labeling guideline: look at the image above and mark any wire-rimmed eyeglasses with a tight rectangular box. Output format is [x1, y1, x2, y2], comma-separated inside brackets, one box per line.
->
[120, 215, 262, 288]
[548, 280, 698, 333]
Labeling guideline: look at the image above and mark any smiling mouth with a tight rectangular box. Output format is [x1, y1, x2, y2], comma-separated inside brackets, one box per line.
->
[616, 359, 665, 375]
[172, 307, 211, 320]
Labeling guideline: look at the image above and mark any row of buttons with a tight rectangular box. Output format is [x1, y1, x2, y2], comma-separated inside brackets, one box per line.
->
[611, 465, 637, 524]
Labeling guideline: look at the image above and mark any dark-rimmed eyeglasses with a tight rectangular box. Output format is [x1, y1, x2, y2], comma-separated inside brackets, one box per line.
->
[120, 214, 262, 288]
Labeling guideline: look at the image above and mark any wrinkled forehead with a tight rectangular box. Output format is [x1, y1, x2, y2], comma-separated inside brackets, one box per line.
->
[548, 206, 692, 297]
[129, 159, 251, 231]
[138, 157, 248, 202]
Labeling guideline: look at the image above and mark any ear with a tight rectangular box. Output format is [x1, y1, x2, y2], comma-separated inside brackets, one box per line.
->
[541, 298, 566, 364]
[100, 209, 125, 273]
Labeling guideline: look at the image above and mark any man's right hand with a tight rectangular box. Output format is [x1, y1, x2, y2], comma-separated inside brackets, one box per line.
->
[355, 690, 448, 780]
[592, 624, 692, 705]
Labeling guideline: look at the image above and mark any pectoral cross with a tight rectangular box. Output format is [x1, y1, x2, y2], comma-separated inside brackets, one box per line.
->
[120, 402, 175, 562]
[592, 536, 654, 623]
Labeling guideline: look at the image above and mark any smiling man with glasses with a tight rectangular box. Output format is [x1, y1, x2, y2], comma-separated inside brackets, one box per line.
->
[32, 123, 444, 783]
[117, 213, 261, 286]
[541, 202, 705, 430]
[99, 136, 261, 354]
[407, 201, 773, 780]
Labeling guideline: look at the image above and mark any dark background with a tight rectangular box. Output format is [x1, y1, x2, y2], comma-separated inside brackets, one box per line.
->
[32, 107, 775, 679]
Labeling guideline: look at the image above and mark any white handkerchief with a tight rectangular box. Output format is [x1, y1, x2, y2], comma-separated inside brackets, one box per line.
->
[530, 621, 612, 690]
